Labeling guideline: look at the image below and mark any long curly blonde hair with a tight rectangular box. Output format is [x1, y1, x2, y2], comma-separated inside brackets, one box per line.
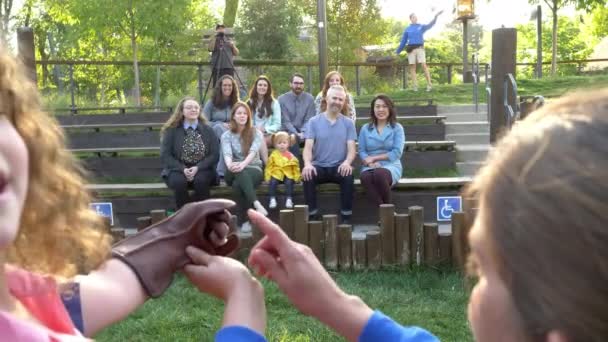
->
[0, 49, 111, 277]
[161, 96, 207, 137]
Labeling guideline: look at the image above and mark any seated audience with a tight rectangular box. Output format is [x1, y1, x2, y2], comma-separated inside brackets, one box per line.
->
[161, 96, 219, 209]
[358, 95, 405, 207]
[188, 89, 608, 342]
[314, 71, 357, 121]
[221, 101, 268, 232]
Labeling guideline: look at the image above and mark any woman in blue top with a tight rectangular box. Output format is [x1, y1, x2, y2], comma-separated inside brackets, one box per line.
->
[358, 94, 405, 207]
[247, 75, 281, 164]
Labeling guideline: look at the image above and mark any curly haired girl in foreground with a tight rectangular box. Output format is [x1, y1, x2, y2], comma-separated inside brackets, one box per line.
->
[0, 48, 254, 340]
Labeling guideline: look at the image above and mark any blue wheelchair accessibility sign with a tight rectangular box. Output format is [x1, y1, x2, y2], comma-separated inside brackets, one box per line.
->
[436, 196, 462, 221]
[90, 202, 114, 226]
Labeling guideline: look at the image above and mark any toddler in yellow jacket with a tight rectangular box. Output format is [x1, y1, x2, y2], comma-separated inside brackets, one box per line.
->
[264, 132, 301, 209]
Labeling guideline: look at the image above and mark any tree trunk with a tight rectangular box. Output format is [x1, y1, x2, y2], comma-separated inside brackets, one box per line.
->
[551, 1, 558, 76]
[0, 0, 13, 47]
[128, 0, 141, 106]
[223, 0, 239, 27]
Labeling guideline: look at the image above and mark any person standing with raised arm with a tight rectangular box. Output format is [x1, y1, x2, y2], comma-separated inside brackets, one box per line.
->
[396, 11, 443, 92]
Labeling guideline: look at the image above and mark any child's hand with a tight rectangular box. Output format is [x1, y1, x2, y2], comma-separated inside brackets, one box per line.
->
[184, 246, 259, 302]
[185, 246, 267, 335]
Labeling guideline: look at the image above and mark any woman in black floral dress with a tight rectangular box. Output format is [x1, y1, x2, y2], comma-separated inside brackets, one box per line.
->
[161, 96, 220, 209]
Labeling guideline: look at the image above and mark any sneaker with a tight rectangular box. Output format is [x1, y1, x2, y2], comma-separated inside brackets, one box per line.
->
[285, 198, 293, 208]
[253, 200, 268, 216]
[269, 197, 277, 209]
[426, 85, 432, 92]
[240, 221, 252, 233]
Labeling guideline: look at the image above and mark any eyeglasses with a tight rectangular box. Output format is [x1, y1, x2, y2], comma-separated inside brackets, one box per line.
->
[292, 82, 305, 85]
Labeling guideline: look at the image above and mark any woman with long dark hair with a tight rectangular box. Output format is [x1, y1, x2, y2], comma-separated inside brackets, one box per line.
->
[203, 74, 240, 178]
[247, 75, 281, 163]
[358, 94, 405, 206]
[221, 101, 268, 232]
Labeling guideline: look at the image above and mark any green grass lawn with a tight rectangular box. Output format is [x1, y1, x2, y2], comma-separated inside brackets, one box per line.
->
[354, 74, 608, 105]
[96, 268, 472, 342]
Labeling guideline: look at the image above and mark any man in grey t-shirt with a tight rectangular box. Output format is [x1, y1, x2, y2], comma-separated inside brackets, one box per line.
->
[278, 73, 316, 163]
[302, 85, 357, 224]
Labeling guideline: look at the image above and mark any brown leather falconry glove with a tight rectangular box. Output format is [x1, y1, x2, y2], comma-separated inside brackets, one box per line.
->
[112, 199, 240, 298]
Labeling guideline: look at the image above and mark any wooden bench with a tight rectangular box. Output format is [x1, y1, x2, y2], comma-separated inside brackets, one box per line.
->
[89, 176, 471, 228]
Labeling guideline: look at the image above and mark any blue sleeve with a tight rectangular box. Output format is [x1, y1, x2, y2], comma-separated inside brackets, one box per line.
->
[422, 16, 438, 33]
[359, 311, 439, 342]
[346, 119, 357, 141]
[387, 124, 405, 162]
[396, 28, 409, 54]
[358, 125, 369, 160]
[215, 326, 267, 342]
[250, 130, 263, 154]
[305, 118, 316, 140]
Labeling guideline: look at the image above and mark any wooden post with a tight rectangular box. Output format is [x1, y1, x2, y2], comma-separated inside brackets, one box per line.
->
[279, 209, 295, 239]
[251, 219, 264, 244]
[236, 234, 253, 263]
[438, 233, 452, 265]
[352, 234, 366, 270]
[110, 228, 125, 243]
[294, 205, 309, 244]
[423, 223, 439, 266]
[150, 209, 167, 224]
[394, 213, 411, 265]
[366, 230, 381, 270]
[17, 27, 37, 83]
[451, 212, 467, 270]
[338, 224, 352, 270]
[323, 215, 338, 270]
[408, 206, 424, 265]
[136, 216, 151, 231]
[490, 28, 517, 143]
[379, 204, 395, 265]
[308, 221, 324, 261]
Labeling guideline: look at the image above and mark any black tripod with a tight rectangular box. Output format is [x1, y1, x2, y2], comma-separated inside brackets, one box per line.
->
[201, 35, 247, 105]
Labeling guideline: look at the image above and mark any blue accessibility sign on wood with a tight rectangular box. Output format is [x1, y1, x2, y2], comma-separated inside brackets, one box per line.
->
[436, 196, 462, 222]
[90, 202, 114, 226]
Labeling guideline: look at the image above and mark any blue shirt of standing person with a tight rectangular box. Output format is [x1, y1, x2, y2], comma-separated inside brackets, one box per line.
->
[396, 12, 441, 53]
[396, 11, 443, 92]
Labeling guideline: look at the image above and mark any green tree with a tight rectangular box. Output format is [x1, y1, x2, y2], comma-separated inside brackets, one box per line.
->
[237, 0, 302, 59]
[517, 15, 594, 77]
[0, 0, 13, 47]
[529, 0, 605, 75]
[590, 4, 608, 39]
[224, 0, 239, 27]
[326, 0, 389, 64]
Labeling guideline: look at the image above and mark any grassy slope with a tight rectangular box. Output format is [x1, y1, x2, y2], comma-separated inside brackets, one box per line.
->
[354, 74, 608, 105]
[97, 270, 472, 342]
